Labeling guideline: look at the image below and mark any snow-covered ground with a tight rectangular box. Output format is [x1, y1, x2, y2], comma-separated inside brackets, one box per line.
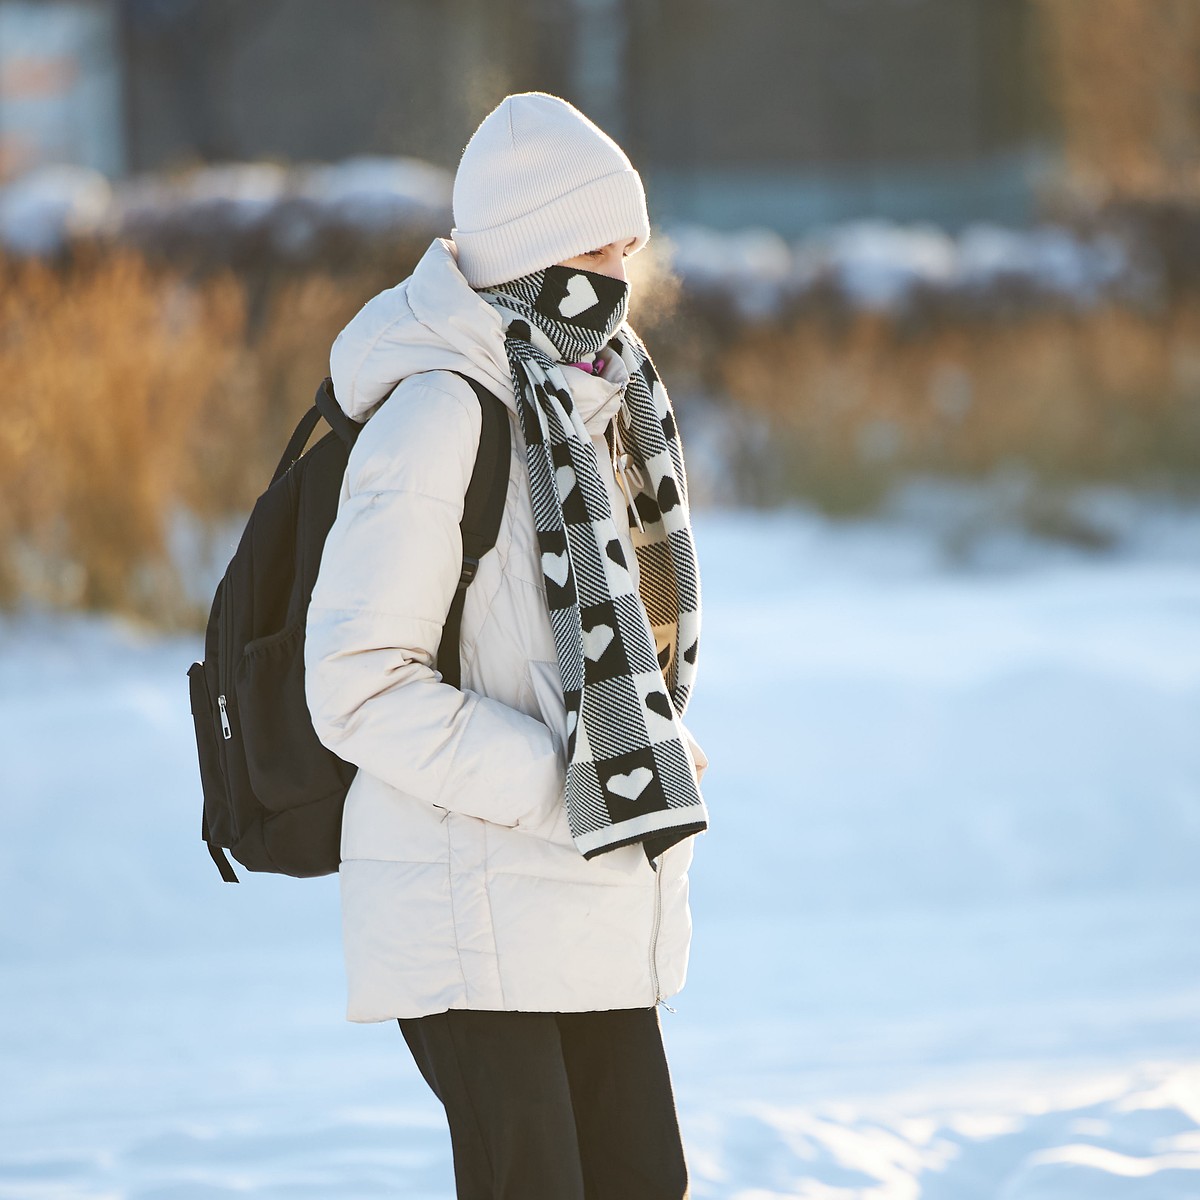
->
[2, 508, 1200, 1199]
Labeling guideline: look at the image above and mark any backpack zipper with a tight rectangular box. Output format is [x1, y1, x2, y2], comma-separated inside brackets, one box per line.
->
[218, 576, 234, 739]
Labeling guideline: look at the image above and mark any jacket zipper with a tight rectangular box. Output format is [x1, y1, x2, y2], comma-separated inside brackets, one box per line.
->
[611, 415, 646, 533]
[649, 856, 665, 1005]
[217, 694, 232, 740]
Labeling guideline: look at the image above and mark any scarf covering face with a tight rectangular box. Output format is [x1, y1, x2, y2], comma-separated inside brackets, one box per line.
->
[478, 264, 707, 861]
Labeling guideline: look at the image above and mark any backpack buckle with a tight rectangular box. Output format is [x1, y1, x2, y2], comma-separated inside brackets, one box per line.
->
[458, 555, 480, 590]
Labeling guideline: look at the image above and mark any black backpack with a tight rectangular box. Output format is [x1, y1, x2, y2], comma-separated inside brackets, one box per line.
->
[187, 373, 510, 883]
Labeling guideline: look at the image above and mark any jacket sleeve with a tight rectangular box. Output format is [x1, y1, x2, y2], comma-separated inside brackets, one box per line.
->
[305, 374, 565, 829]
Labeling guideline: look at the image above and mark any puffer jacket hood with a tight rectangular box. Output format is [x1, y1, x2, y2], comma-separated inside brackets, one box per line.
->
[329, 237, 631, 434]
[330, 238, 513, 421]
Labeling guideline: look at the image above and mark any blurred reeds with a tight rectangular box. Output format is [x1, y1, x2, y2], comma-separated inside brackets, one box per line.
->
[4, 238, 1200, 626]
[1034, 0, 1200, 207]
[0, 249, 360, 623]
[713, 299, 1200, 513]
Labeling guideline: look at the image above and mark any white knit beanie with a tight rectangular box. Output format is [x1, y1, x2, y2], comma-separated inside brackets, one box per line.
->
[452, 92, 651, 289]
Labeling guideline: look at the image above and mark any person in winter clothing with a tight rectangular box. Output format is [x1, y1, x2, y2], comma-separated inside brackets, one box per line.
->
[305, 91, 708, 1200]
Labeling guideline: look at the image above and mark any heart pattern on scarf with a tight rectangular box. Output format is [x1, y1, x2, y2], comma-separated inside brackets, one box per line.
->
[583, 623, 614, 661]
[606, 767, 653, 801]
[559, 272, 599, 319]
[556, 464, 577, 497]
[542, 550, 570, 587]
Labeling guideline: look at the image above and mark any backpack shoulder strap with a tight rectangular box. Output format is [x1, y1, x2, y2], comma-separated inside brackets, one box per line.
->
[269, 379, 357, 486]
[271, 403, 324, 485]
[456, 374, 511, 574]
[438, 372, 511, 689]
[292, 371, 509, 690]
[314, 377, 361, 449]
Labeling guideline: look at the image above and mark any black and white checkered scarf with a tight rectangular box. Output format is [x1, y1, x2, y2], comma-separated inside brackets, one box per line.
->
[478, 264, 707, 862]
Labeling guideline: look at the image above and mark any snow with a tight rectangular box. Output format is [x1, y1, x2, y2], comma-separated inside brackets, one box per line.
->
[664, 219, 1150, 318]
[0, 164, 113, 256]
[2, 508, 1199, 1198]
[0, 157, 1156, 318]
[0, 157, 453, 257]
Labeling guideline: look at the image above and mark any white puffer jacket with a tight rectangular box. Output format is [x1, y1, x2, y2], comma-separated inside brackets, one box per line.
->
[305, 238, 707, 1022]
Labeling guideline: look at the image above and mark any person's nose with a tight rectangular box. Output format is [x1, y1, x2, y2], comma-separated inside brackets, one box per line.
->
[595, 247, 627, 282]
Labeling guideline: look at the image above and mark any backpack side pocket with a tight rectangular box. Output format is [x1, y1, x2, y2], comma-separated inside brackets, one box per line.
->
[235, 621, 355, 813]
[188, 659, 234, 844]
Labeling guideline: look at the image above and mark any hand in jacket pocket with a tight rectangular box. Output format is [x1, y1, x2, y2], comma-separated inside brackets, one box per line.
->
[681, 722, 708, 784]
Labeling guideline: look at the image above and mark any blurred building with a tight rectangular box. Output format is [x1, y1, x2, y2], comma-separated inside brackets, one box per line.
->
[0, 0, 125, 178]
[3, 0, 1051, 232]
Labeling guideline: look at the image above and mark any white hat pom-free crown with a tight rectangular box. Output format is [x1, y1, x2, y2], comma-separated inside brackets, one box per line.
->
[451, 91, 651, 289]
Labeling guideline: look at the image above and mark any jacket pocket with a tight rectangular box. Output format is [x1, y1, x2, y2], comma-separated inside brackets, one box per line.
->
[512, 659, 571, 841]
[527, 659, 568, 764]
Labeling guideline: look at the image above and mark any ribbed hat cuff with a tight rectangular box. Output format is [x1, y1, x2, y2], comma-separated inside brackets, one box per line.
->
[453, 169, 651, 289]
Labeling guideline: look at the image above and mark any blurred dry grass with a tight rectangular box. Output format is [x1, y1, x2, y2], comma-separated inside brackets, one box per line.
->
[3, 241, 1199, 626]
[0, 251, 359, 624]
[717, 302, 1200, 512]
[1035, 0, 1200, 206]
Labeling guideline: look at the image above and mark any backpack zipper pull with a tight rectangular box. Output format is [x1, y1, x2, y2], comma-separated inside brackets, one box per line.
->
[218, 694, 232, 740]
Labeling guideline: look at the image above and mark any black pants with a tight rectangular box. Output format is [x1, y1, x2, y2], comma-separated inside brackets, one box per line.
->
[398, 1006, 689, 1200]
